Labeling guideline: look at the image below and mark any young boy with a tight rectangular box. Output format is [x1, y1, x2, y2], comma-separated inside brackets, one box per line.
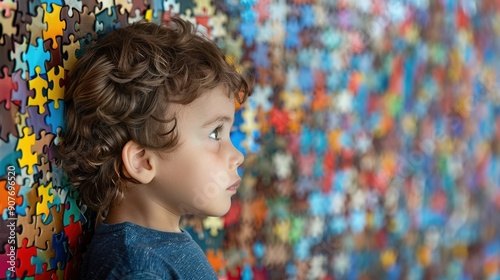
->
[58, 17, 250, 279]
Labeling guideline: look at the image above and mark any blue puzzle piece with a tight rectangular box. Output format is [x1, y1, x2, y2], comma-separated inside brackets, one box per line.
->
[50, 231, 69, 270]
[250, 42, 269, 68]
[253, 241, 265, 259]
[285, 261, 297, 277]
[239, 19, 257, 46]
[329, 215, 347, 235]
[300, 126, 312, 154]
[75, 34, 93, 59]
[298, 67, 313, 93]
[326, 71, 341, 91]
[294, 237, 312, 260]
[63, 193, 83, 225]
[95, 7, 118, 36]
[45, 101, 65, 133]
[312, 129, 328, 154]
[22, 38, 51, 76]
[31, 251, 46, 274]
[241, 6, 256, 22]
[241, 263, 253, 280]
[285, 18, 300, 49]
[299, 5, 315, 28]
[308, 191, 328, 216]
[332, 171, 347, 192]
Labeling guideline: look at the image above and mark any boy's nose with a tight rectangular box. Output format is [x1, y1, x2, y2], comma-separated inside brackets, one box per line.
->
[230, 144, 245, 170]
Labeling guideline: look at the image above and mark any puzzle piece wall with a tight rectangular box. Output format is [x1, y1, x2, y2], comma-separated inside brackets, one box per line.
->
[2, 0, 500, 279]
[0, 0, 154, 278]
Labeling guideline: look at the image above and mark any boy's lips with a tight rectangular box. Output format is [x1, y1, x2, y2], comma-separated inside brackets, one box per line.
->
[226, 178, 241, 191]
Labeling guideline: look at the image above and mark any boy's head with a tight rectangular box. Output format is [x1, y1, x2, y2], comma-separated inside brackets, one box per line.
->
[58, 18, 251, 217]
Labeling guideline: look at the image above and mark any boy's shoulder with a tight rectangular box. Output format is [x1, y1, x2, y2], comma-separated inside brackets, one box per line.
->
[91, 221, 196, 263]
[80, 222, 218, 279]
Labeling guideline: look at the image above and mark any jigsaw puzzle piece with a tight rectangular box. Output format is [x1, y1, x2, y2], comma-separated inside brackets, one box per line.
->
[17, 206, 40, 248]
[61, 5, 80, 45]
[64, 216, 82, 255]
[75, 6, 97, 41]
[115, 0, 133, 15]
[63, 194, 84, 226]
[31, 130, 54, 182]
[208, 11, 227, 38]
[95, 6, 118, 35]
[0, 34, 14, 78]
[16, 127, 38, 175]
[62, 34, 80, 70]
[42, 3, 66, 49]
[34, 156, 52, 185]
[46, 101, 65, 135]
[63, 0, 83, 16]
[27, 66, 49, 115]
[44, 37, 64, 70]
[32, 247, 54, 274]
[25, 6, 48, 47]
[23, 37, 51, 76]
[0, 4, 17, 43]
[9, 35, 29, 80]
[26, 106, 51, 138]
[35, 182, 54, 222]
[12, 69, 36, 114]
[46, 65, 65, 110]
[16, 238, 38, 278]
[49, 231, 69, 270]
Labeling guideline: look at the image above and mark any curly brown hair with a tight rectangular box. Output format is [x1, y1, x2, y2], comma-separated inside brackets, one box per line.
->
[58, 17, 251, 212]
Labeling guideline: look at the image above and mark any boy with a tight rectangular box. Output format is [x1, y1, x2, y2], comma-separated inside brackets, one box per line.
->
[57, 17, 250, 279]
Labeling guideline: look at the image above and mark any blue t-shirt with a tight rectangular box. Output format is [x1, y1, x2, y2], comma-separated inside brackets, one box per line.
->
[80, 221, 218, 279]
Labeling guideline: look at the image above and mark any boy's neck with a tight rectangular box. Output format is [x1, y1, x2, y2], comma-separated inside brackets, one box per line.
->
[104, 194, 182, 233]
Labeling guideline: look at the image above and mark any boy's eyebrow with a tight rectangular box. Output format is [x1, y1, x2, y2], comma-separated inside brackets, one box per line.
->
[202, 114, 234, 128]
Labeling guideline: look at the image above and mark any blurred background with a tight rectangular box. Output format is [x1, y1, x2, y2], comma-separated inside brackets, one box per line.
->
[1, 0, 500, 279]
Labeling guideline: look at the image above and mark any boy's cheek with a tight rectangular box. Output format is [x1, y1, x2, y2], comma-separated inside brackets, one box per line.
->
[188, 167, 230, 195]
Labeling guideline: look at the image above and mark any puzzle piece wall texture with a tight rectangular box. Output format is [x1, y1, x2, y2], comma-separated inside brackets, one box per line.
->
[2, 0, 500, 279]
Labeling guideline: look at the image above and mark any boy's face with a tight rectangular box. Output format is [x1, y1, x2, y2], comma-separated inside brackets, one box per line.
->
[149, 86, 244, 217]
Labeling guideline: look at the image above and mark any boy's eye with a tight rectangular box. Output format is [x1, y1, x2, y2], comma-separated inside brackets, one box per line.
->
[209, 125, 223, 141]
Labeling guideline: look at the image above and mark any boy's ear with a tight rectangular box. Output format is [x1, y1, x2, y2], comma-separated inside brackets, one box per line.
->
[121, 140, 155, 184]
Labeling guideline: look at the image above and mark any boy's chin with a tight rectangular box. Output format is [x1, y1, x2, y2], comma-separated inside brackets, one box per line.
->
[196, 202, 232, 218]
